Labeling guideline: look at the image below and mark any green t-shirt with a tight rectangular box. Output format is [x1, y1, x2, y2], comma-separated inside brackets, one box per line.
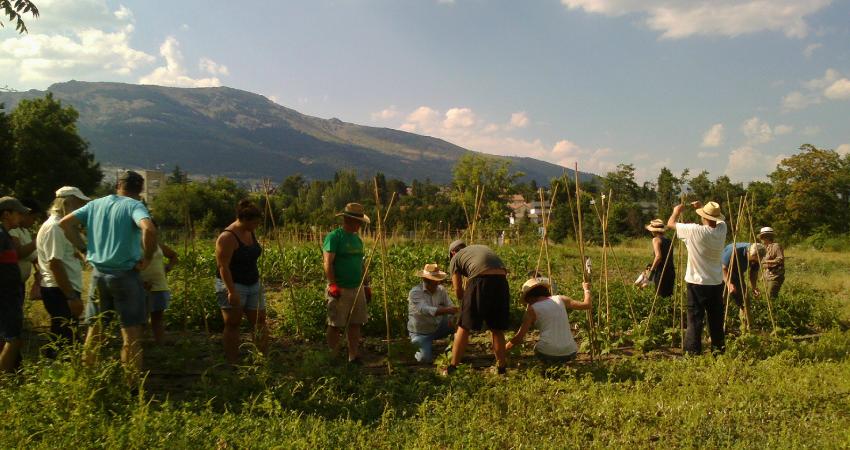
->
[322, 227, 364, 288]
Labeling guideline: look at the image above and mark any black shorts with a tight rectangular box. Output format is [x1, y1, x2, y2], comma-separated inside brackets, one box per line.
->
[0, 284, 23, 341]
[460, 275, 510, 331]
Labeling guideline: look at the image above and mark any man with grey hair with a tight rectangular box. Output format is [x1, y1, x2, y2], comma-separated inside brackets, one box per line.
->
[60, 171, 157, 382]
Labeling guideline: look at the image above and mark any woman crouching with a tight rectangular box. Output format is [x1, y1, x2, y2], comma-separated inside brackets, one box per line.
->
[506, 278, 592, 363]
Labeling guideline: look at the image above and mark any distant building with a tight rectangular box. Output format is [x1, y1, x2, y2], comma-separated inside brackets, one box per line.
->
[140, 170, 167, 202]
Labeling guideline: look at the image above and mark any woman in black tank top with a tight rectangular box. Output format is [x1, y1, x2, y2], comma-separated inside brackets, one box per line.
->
[215, 199, 267, 364]
[645, 219, 675, 298]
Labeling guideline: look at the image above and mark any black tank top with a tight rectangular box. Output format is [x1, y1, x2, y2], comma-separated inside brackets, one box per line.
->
[217, 229, 262, 285]
[652, 236, 675, 297]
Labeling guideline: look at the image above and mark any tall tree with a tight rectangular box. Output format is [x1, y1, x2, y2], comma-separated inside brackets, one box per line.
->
[655, 167, 679, 220]
[452, 154, 523, 221]
[8, 93, 102, 204]
[0, 104, 12, 191]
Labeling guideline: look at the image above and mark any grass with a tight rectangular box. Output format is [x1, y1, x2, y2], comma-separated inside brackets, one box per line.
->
[2, 240, 849, 448]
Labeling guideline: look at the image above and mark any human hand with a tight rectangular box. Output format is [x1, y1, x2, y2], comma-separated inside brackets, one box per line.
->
[690, 200, 703, 209]
[728, 283, 737, 295]
[506, 341, 514, 351]
[582, 282, 591, 291]
[227, 290, 241, 308]
[752, 288, 761, 298]
[327, 283, 342, 299]
[28, 283, 42, 300]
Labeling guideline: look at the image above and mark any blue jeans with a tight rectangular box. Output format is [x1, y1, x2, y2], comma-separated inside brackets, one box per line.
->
[409, 316, 453, 363]
[86, 268, 147, 328]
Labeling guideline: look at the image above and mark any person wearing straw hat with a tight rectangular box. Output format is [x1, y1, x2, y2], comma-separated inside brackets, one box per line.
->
[644, 219, 675, 298]
[445, 239, 510, 375]
[407, 263, 458, 364]
[722, 242, 765, 332]
[507, 277, 592, 364]
[36, 187, 90, 355]
[667, 200, 727, 355]
[757, 227, 785, 299]
[323, 202, 371, 364]
[0, 197, 30, 372]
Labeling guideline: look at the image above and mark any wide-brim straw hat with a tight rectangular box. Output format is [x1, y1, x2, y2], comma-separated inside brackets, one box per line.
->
[521, 277, 551, 302]
[336, 202, 371, 223]
[645, 219, 666, 233]
[696, 201, 725, 222]
[416, 263, 448, 281]
[758, 226, 776, 238]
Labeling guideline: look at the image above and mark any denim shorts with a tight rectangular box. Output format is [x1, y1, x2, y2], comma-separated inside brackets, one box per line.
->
[85, 268, 148, 328]
[147, 290, 171, 314]
[215, 278, 265, 311]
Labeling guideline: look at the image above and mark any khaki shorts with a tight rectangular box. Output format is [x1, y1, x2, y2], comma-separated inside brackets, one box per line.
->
[327, 287, 368, 327]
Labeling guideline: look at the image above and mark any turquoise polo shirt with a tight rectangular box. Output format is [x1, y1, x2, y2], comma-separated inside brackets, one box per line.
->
[73, 195, 150, 271]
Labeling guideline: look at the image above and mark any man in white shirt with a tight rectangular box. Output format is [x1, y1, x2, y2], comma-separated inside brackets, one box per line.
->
[407, 263, 458, 364]
[667, 200, 727, 354]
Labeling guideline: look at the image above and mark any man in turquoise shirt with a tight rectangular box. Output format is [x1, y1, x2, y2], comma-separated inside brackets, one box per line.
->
[60, 171, 157, 383]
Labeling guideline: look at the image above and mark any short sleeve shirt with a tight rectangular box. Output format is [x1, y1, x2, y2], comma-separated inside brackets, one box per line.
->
[8, 228, 35, 282]
[36, 215, 84, 292]
[0, 225, 21, 286]
[322, 227, 364, 288]
[448, 245, 505, 279]
[676, 221, 727, 285]
[721, 242, 750, 274]
[73, 195, 150, 271]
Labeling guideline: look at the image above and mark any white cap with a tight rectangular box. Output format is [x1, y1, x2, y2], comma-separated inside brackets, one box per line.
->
[55, 186, 91, 201]
[758, 226, 775, 237]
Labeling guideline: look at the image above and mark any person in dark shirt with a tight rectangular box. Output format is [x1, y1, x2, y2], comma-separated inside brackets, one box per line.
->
[445, 240, 510, 375]
[0, 197, 29, 372]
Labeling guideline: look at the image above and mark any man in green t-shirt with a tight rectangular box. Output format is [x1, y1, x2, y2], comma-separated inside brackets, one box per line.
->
[323, 203, 371, 363]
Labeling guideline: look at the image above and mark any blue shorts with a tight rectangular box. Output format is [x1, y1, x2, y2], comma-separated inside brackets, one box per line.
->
[215, 278, 265, 311]
[147, 290, 170, 314]
[85, 268, 148, 328]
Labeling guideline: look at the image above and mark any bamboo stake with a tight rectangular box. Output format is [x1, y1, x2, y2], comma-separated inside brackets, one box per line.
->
[574, 163, 595, 361]
[722, 193, 746, 333]
[644, 226, 677, 329]
[374, 179, 393, 375]
[744, 196, 778, 334]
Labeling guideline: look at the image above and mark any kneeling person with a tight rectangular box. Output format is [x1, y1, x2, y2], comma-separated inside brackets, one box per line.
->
[507, 278, 592, 363]
[408, 263, 458, 364]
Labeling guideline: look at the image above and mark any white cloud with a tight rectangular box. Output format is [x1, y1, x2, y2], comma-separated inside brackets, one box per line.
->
[803, 42, 822, 58]
[371, 106, 400, 121]
[697, 151, 719, 159]
[824, 78, 850, 100]
[837, 144, 850, 156]
[443, 107, 477, 129]
[560, 0, 831, 39]
[774, 124, 793, 135]
[802, 125, 821, 136]
[396, 105, 620, 174]
[781, 91, 820, 111]
[725, 146, 785, 181]
[701, 123, 724, 147]
[508, 111, 530, 129]
[741, 116, 774, 145]
[114, 5, 133, 21]
[138, 37, 223, 88]
[199, 57, 229, 76]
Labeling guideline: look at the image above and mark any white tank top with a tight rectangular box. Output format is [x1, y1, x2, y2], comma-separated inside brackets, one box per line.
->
[531, 296, 578, 357]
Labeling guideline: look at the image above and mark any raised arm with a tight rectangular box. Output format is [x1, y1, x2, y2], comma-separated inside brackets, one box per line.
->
[666, 203, 686, 230]
[564, 282, 593, 310]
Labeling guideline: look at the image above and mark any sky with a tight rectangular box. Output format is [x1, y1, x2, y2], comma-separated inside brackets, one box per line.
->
[1, 0, 849, 182]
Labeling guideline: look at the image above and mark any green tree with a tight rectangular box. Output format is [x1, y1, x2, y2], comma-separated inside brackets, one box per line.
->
[0, 104, 12, 191]
[452, 154, 523, 222]
[8, 93, 102, 205]
[767, 144, 850, 236]
[655, 167, 680, 220]
[1, 0, 38, 33]
[168, 165, 189, 184]
[689, 170, 713, 202]
[150, 178, 248, 232]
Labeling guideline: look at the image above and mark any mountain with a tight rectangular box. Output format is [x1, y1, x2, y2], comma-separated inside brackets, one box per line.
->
[0, 81, 594, 184]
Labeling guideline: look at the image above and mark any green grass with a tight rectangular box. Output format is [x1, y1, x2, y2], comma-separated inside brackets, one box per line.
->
[3, 240, 849, 448]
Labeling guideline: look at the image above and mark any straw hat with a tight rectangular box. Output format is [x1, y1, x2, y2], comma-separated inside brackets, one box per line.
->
[645, 219, 666, 233]
[695, 201, 725, 222]
[521, 277, 552, 302]
[758, 226, 775, 238]
[416, 263, 448, 281]
[336, 202, 370, 223]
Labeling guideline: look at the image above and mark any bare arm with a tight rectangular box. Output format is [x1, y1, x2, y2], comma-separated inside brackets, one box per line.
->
[12, 236, 36, 259]
[666, 203, 685, 230]
[649, 237, 663, 272]
[507, 306, 536, 349]
[160, 243, 178, 271]
[452, 272, 464, 301]
[216, 233, 238, 295]
[138, 218, 157, 265]
[323, 252, 336, 284]
[564, 282, 593, 310]
[58, 214, 86, 252]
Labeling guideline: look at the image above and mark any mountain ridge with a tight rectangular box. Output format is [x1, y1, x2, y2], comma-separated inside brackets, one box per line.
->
[0, 81, 595, 185]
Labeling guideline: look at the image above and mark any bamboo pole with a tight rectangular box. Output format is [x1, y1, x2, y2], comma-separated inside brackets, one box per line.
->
[744, 196, 778, 334]
[374, 179, 393, 375]
[722, 193, 747, 333]
[574, 163, 595, 360]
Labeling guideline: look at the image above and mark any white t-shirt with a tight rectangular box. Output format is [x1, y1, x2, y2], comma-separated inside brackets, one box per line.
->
[676, 221, 727, 285]
[531, 296, 578, 357]
[36, 215, 84, 293]
[9, 227, 36, 282]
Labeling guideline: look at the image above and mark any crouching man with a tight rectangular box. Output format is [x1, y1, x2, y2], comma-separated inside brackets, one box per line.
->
[407, 263, 458, 364]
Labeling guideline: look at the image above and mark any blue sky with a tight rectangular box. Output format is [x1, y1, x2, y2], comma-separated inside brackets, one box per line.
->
[1, 0, 849, 181]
